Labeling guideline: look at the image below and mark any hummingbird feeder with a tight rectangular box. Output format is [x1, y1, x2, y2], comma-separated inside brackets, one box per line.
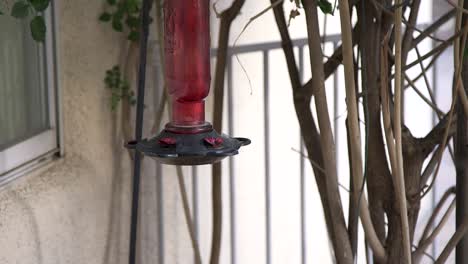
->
[127, 0, 250, 165]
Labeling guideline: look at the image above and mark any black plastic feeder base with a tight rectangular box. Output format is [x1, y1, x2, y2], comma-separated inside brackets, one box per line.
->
[126, 125, 250, 166]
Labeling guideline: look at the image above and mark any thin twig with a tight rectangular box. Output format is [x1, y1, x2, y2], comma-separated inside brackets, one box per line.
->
[232, 0, 284, 94]
[271, 1, 343, 259]
[453, 0, 468, 117]
[210, 1, 245, 264]
[404, 48, 444, 89]
[445, 0, 468, 14]
[291, 148, 325, 173]
[404, 74, 445, 116]
[412, 9, 456, 47]
[415, 197, 456, 260]
[420, 144, 443, 188]
[434, 218, 468, 264]
[176, 167, 203, 264]
[413, 45, 456, 161]
[420, 187, 456, 241]
[421, 13, 468, 199]
[404, 26, 467, 72]
[302, 0, 354, 262]
[402, 18, 445, 44]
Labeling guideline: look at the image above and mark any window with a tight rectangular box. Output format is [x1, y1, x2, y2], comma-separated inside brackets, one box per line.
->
[0, 6, 60, 183]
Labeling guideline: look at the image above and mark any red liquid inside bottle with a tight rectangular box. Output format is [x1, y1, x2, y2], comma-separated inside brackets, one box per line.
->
[164, 0, 211, 133]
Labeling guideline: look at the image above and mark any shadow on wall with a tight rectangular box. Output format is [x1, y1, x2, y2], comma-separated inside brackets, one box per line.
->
[102, 105, 129, 264]
[7, 190, 43, 264]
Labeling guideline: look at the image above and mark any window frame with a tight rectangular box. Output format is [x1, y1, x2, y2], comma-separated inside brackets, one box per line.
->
[0, 3, 62, 185]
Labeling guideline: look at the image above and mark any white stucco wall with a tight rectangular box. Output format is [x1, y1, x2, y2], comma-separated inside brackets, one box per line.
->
[0, 1, 186, 263]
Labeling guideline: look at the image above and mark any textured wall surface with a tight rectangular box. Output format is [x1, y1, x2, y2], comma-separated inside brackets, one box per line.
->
[0, 1, 190, 263]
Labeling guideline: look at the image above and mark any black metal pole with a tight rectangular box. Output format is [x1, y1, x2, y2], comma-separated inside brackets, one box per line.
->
[456, 2, 468, 263]
[456, 8, 468, 264]
[128, 0, 152, 263]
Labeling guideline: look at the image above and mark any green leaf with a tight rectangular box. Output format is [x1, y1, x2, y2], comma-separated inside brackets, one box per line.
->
[125, 0, 139, 13]
[107, 0, 117, 6]
[29, 0, 50, 12]
[112, 19, 123, 32]
[30, 15, 46, 42]
[127, 30, 139, 42]
[99, 12, 112, 22]
[113, 5, 125, 20]
[11, 1, 30, 18]
[318, 0, 333, 15]
[125, 16, 140, 28]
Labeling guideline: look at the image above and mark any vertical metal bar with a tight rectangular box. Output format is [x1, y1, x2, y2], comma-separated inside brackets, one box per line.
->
[50, 0, 64, 157]
[153, 48, 165, 264]
[298, 46, 306, 264]
[192, 166, 199, 259]
[227, 56, 237, 264]
[129, 1, 151, 263]
[263, 50, 272, 264]
[156, 164, 165, 264]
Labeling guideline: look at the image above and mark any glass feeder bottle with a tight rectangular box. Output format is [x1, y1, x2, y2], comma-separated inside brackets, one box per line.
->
[164, 0, 211, 133]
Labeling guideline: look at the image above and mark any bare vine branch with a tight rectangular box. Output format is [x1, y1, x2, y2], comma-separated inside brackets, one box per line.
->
[269, 2, 343, 259]
[338, 0, 387, 260]
[177, 167, 203, 264]
[434, 218, 468, 264]
[394, 1, 412, 262]
[210, 1, 245, 264]
[415, 193, 456, 261]
[302, 0, 354, 263]
[421, 13, 468, 199]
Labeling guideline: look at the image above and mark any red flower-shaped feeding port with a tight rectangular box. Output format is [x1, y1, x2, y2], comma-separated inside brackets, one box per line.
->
[204, 137, 224, 148]
[159, 137, 176, 147]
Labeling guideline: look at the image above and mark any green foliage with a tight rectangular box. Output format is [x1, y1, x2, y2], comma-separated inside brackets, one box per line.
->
[104, 66, 136, 110]
[318, 0, 333, 15]
[99, 0, 144, 42]
[30, 15, 46, 41]
[112, 16, 124, 32]
[99, 12, 112, 22]
[7, 0, 50, 42]
[127, 30, 139, 42]
[29, 0, 50, 12]
[11, 1, 30, 18]
[99, 1, 147, 110]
